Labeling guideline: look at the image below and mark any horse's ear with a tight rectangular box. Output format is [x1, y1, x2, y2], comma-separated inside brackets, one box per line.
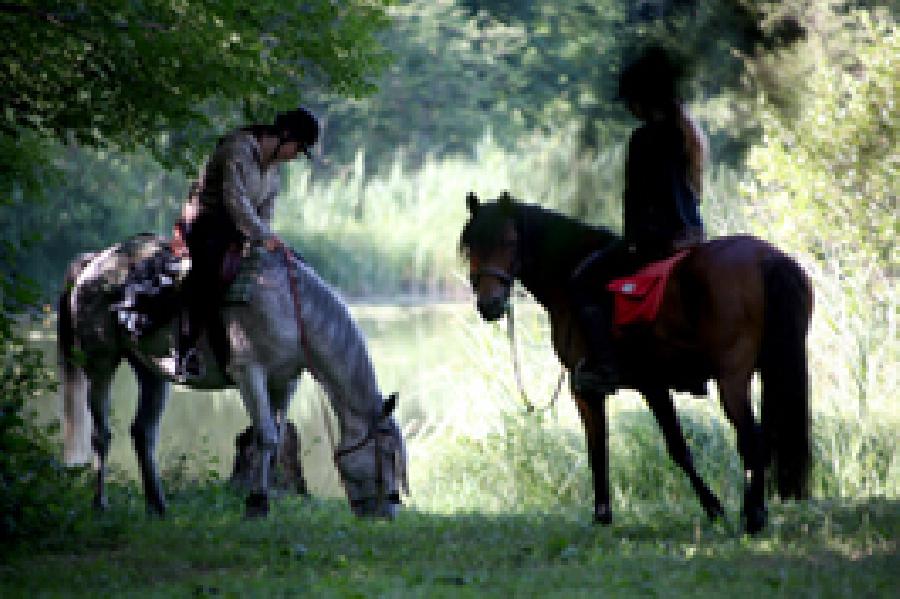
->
[466, 192, 479, 215]
[381, 392, 398, 418]
[498, 190, 513, 210]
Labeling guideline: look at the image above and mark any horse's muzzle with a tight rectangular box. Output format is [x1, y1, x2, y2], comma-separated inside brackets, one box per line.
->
[477, 296, 508, 321]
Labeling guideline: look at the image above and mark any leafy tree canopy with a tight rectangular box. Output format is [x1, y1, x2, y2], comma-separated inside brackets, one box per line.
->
[0, 0, 392, 170]
[744, 6, 897, 275]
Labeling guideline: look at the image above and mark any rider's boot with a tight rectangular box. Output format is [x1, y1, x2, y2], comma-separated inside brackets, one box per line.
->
[572, 301, 621, 396]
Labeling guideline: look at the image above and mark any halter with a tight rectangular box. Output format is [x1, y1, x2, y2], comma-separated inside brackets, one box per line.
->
[468, 220, 567, 414]
[469, 236, 519, 292]
[333, 402, 403, 508]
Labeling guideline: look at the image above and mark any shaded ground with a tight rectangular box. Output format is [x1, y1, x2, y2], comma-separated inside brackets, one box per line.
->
[1, 488, 896, 597]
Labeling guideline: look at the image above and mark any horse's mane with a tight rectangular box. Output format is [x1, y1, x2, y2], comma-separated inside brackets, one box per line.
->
[460, 196, 621, 275]
[288, 256, 385, 424]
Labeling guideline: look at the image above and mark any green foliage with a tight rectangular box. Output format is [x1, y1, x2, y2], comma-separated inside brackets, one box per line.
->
[0, 245, 92, 551]
[0, 0, 396, 303]
[1, 0, 391, 168]
[311, 0, 801, 172]
[4, 143, 186, 299]
[308, 0, 532, 170]
[743, 5, 898, 273]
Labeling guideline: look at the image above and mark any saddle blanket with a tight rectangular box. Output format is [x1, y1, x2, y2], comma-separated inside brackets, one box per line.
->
[606, 250, 691, 328]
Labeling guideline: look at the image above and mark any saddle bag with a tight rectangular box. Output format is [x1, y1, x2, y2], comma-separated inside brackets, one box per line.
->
[607, 249, 691, 330]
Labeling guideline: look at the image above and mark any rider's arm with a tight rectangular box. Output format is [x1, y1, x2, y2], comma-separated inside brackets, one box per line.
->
[222, 143, 275, 244]
[676, 102, 708, 201]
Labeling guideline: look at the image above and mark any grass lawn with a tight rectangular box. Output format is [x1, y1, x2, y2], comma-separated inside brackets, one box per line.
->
[1, 487, 896, 598]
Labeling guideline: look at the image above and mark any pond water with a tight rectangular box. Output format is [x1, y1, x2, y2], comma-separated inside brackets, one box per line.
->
[29, 301, 576, 497]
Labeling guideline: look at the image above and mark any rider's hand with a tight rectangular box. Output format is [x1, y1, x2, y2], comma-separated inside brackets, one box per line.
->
[264, 236, 283, 252]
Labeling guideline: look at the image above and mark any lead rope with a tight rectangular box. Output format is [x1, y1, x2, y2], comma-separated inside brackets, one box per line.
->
[507, 292, 566, 414]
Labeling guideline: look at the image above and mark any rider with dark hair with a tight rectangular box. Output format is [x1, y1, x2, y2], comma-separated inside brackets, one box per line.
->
[619, 46, 706, 259]
[177, 106, 320, 377]
[572, 46, 708, 394]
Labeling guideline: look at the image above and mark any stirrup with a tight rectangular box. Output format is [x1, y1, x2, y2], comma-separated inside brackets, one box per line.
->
[572, 358, 619, 396]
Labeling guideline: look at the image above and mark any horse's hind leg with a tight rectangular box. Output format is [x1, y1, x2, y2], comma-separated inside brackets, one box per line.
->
[642, 387, 724, 521]
[85, 368, 115, 510]
[128, 358, 170, 516]
[718, 372, 767, 534]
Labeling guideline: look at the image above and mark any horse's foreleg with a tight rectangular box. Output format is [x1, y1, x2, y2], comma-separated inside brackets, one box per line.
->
[718, 373, 767, 534]
[642, 387, 724, 521]
[85, 371, 115, 511]
[268, 378, 298, 491]
[128, 358, 170, 516]
[234, 362, 276, 518]
[574, 393, 611, 524]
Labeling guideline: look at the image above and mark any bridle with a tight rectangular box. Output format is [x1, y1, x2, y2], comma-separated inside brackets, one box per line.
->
[468, 224, 567, 414]
[332, 397, 403, 509]
[469, 236, 519, 293]
[281, 247, 402, 509]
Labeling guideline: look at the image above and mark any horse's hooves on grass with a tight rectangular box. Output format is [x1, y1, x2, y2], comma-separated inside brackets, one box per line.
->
[245, 492, 269, 519]
[744, 506, 767, 535]
[146, 501, 167, 518]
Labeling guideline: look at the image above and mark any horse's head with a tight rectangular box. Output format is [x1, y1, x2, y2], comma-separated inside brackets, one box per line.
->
[459, 191, 520, 321]
[334, 392, 408, 519]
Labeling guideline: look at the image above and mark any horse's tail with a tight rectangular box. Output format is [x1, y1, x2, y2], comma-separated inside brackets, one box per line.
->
[759, 255, 813, 499]
[59, 255, 94, 466]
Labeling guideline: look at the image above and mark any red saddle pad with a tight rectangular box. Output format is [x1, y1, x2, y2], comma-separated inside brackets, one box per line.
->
[606, 250, 691, 329]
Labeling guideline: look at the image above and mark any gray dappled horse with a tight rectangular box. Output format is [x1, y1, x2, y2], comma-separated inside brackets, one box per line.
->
[59, 234, 408, 518]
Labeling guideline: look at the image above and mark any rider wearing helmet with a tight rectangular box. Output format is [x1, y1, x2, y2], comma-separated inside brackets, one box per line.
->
[177, 107, 320, 377]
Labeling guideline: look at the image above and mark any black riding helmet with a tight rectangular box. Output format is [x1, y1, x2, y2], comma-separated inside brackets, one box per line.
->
[273, 106, 319, 159]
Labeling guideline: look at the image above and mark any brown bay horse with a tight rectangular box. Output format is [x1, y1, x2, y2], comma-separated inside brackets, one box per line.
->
[460, 192, 813, 534]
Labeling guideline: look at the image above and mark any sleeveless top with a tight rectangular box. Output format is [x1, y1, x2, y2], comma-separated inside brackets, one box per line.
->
[622, 117, 704, 258]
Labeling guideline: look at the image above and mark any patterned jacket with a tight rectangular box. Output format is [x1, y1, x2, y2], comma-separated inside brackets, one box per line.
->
[197, 129, 281, 244]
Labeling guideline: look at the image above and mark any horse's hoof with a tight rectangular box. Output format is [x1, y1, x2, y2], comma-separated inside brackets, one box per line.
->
[744, 506, 767, 535]
[92, 495, 109, 512]
[704, 497, 726, 521]
[594, 504, 612, 525]
[245, 492, 269, 519]
[146, 499, 167, 518]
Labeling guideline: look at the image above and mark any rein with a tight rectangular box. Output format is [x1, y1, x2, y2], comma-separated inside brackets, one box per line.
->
[280, 247, 398, 506]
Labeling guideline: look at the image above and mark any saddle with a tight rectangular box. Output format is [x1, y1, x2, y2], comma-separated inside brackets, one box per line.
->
[111, 235, 258, 341]
[110, 235, 189, 339]
[606, 249, 691, 331]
